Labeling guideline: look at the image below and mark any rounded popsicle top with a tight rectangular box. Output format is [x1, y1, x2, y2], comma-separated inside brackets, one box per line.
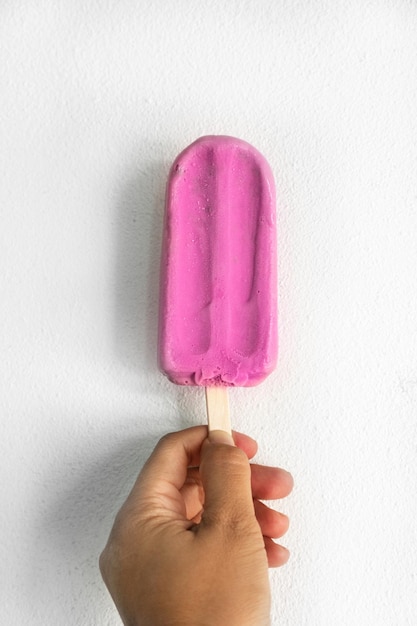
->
[169, 135, 275, 184]
[158, 135, 277, 387]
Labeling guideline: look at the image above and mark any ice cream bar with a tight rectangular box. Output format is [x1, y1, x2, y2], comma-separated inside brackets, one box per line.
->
[158, 136, 277, 427]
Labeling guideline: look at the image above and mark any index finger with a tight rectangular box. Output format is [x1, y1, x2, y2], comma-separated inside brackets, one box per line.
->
[131, 426, 258, 494]
[136, 426, 208, 494]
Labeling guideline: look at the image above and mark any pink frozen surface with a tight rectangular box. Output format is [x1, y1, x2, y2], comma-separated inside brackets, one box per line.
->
[158, 135, 277, 386]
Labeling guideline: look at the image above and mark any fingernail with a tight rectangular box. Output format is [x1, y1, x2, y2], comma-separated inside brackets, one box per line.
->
[208, 430, 235, 446]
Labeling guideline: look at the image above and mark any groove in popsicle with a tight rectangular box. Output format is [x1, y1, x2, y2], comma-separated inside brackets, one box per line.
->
[228, 150, 262, 359]
[170, 144, 215, 356]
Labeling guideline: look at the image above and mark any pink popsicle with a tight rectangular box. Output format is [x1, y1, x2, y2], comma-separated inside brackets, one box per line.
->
[158, 135, 277, 395]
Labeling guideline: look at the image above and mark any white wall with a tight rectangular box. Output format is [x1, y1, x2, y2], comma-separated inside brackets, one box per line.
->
[1, 1, 417, 624]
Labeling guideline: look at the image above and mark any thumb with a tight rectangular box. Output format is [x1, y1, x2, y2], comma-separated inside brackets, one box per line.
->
[199, 430, 255, 528]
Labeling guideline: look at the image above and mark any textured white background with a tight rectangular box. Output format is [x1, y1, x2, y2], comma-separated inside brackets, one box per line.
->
[1, 1, 417, 624]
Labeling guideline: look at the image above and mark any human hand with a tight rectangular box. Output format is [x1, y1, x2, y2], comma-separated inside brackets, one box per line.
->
[99, 426, 293, 626]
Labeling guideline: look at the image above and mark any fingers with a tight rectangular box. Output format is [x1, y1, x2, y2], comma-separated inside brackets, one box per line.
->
[253, 500, 289, 539]
[251, 465, 293, 500]
[124, 427, 259, 518]
[233, 431, 258, 459]
[180, 468, 204, 521]
[124, 426, 292, 534]
[137, 426, 208, 492]
[263, 537, 290, 568]
[253, 500, 290, 568]
[180, 466, 293, 533]
[249, 466, 292, 569]
[133, 427, 259, 493]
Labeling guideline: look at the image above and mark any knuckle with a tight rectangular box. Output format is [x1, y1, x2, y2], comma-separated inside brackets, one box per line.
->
[208, 443, 250, 472]
[156, 431, 180, 450]
[202, 505, 259, 537]
[98, 547, 110, 580]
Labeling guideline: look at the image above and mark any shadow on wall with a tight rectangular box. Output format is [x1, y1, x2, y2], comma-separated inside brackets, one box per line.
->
[24, 157, 172, 622]
[26, 431, 161, 623]
[112, 158, 167, 374]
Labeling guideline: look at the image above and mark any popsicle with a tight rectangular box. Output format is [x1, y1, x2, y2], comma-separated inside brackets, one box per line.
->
[158, 135, 277, 433]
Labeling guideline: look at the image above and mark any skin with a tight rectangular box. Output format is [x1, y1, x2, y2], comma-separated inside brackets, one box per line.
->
[100, 426, 293, 626]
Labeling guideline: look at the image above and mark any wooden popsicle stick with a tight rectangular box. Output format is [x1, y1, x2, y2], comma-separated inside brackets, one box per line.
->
[205, 386, 231, 435]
